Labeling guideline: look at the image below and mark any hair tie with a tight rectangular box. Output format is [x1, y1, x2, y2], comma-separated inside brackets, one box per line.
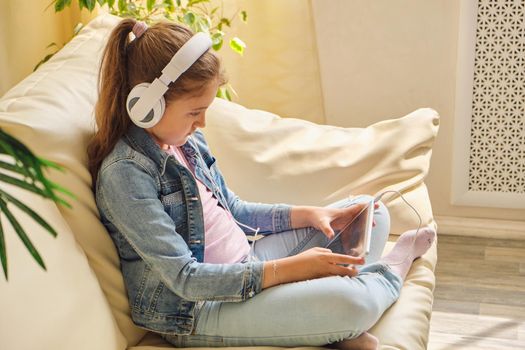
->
[132, 21, 148, 39]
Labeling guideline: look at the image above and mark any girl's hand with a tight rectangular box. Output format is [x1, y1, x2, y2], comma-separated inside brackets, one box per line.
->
[306, 202, 379, 240]
[262, 247, 365, 289]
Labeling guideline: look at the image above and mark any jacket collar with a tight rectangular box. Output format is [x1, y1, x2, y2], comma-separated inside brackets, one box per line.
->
[124, 124, 199, 173]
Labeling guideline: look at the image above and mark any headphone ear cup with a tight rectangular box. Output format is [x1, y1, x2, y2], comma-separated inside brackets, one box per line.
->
[126, 82, 166, 128]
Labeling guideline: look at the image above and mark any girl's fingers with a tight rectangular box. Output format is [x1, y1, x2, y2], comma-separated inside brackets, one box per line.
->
[321, 222, 335, 239]
[330, 264, 358, 277]
[352, 203, 367, 214]
[327, 252, 365, 265]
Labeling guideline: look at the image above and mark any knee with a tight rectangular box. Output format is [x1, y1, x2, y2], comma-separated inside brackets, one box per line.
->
[327, 279, 383, 333]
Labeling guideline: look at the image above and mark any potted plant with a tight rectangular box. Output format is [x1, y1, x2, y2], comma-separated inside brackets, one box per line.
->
[37, 0, 249, 100]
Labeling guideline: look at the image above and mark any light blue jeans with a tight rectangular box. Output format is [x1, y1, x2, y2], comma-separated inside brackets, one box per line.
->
[162, 195, 402, 347]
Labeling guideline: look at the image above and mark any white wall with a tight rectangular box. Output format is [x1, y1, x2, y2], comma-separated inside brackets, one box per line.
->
[216, 0, 325, 124]
[0, 0, 96, 96]
[310, 0, 525, 224]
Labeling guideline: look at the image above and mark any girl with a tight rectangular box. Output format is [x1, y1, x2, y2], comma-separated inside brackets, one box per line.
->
[88, 18, 436, 350]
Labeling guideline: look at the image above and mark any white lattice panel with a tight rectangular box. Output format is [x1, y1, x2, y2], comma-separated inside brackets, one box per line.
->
[453, 0, 525, 208]
[468, 0, 525, 193]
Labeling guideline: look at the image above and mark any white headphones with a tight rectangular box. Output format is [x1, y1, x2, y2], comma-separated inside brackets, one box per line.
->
[126, 32, 212, 128]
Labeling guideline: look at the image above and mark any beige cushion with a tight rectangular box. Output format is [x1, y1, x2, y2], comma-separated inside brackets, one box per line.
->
[0, 13, 141, 350]
[0, 183, 126, 350]
[0, 12, 439, 350]
[204, 98, 439, 236]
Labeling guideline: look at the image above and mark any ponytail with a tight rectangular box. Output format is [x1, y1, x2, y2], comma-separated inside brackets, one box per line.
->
[87, 18, 135, 188]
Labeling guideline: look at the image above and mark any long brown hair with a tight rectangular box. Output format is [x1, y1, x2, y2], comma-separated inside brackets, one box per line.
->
[87, 18, 227, 188]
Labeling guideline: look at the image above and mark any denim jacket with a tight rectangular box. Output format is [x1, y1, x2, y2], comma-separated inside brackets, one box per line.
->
[95, 125, 292, 335]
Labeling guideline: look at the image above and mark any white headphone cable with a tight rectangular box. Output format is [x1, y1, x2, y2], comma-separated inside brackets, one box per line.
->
[187, 138, 261, 262]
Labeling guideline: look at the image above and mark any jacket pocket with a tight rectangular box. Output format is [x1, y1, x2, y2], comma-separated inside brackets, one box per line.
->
[160, 190, 187, 228]
[160, 190, 183, 206]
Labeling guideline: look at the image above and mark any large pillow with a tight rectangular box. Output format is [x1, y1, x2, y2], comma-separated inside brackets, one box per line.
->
[0, 182, 126, 350]
[0, 13, 141, 350]
[204, 98, 439, 236]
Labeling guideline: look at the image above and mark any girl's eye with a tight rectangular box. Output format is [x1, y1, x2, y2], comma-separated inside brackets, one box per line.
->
[189, 111, 201, 117]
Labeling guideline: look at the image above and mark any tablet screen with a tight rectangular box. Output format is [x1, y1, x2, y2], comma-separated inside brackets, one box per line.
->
[325, 201, 374, 258]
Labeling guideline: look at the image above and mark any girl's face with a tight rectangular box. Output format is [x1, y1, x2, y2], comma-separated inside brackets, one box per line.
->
[146, 80, 219, 148]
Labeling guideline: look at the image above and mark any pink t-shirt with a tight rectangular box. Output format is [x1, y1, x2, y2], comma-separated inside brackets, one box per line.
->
[166, 145, 251, 264]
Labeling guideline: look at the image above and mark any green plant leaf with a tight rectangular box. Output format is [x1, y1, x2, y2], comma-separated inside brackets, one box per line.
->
[229, 37, 245, 56]
[164, 0, 175, 12]
[0, 198, 47, 273]
[147, 0, 155, 12]
[0, 160, 36, 180]
[33, 53, 56, 72]
[47, 181, 76, 205]
[118, 0, 127, 12]
[97, 0, 106, 6]
[211, 31, 223, 50]
[0, 173, 49, 199]
[188, 0, 210, 6]
[183, 12, 195, 25]
[107, 0, 115, 8]
[216, 85, 233, 101]
[216, 86, 226, 99]
[192, 15, 210, 33]
[0, 190, 57, 238]
[36, 157, 65, 172]
[0, 216, 7, 280]
[220, 17, 231, 27]
[54, 0, 67, 12]
[224, 87, 232, 101]
[78, 0, 86, 10]
[222, 83, 237, 101]
[85, 0, 97, 11]
[29, 165, 74, 206]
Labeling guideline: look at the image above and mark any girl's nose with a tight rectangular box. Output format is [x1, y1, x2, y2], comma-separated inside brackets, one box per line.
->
[196, 114, 206, 128]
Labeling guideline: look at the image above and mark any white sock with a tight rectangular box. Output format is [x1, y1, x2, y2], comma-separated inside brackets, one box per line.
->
[380, 227, 436, 280]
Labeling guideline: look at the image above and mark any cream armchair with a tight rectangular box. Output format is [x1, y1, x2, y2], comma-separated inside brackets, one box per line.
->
[0, 14, 438, 350]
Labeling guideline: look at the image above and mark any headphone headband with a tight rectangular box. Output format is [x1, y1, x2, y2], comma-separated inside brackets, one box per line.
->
[127, 32, 212, 127]
[161, 32, 212, 84]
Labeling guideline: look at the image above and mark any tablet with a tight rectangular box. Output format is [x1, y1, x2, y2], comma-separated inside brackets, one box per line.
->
[325, 199, 375, 258]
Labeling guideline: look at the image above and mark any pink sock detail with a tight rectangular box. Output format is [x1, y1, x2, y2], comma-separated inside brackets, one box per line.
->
[380, 227, 436, 280]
